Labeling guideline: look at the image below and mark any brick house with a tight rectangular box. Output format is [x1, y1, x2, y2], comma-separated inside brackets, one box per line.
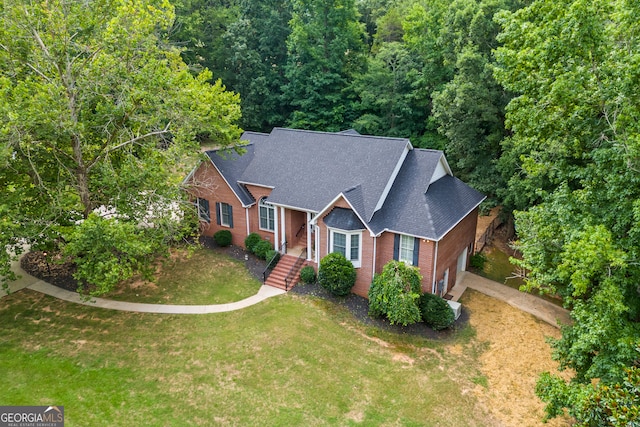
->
[184, 128, 485, 297]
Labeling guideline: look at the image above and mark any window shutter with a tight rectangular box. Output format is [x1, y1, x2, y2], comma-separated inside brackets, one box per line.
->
[228, 205, 234, 228]
[393, 234, 400, 260]
[215, 202, 221, 225]
[413, 237, 420, 266]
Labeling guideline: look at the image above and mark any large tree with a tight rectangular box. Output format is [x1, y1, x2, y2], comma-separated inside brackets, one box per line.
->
[0, 0, 241, 294]
[224, 0, 292, 132]
[494, 0, 640, 423]
[283, 0, 367, 131]
[432, 0, 522, 201]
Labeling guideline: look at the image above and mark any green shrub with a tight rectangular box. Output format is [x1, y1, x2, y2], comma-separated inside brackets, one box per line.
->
[265, 249, 280, 264]
[299, 265, 316, 284]
[419, 293, 455, 330]
[213, 229, 232, 247]
[253, 240, 273, 260]
[244, 232, 262, 253]
[469, 252, 487, 270]
[317, 252, 356, 296]
[368, 260, 422, 326]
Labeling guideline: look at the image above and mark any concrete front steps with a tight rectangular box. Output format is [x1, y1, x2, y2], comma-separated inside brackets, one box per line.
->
[265, 254, 306, 291]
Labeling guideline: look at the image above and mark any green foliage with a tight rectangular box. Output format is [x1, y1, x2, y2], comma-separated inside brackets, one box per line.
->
[284, 0, 367, 130]
[265, 249, 280, 264]
[494, 0, 640, 422]
[223, 0, 293, 131]
[469, 253, 487, 270]
[0, 0, 241, 294]
[299, 265, 316, 284]
[537, 366, 640, 426]
[368, 260, 422, 326]
[419, 293, 455, 330]
[244, 233, 262, 253]
[213, 230, 232, 247]
[63, 214, 155, 296]
[253, 240, 274, 260]
[317, 252, 356, 296]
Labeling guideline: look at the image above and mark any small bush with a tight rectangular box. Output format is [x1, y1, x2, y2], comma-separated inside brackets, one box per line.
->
[299, 265, 316, 284]
[469, 252, 487, 270]
[253, 240, 273, 260]
[419, 293, 455, 330]
[368, 260, 422, 326]
[213, 230, 232, 247]
[318, 252, 356, 296]
[265, 249, 280, 264]
[244, 232, 262, 253]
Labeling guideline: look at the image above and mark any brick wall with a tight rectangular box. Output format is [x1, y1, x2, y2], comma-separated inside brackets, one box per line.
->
[188, 162, 246, 246]
[434, 207, 479, 294]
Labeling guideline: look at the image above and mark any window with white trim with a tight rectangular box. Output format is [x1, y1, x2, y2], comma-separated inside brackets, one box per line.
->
[259, 198, 275, 231]
[399, 234, 414, 265]
[330, 229, 361, 268]
[219, 202, 232, 227]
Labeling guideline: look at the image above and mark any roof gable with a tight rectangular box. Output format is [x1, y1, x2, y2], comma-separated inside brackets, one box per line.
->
[238, 128, 411, 218]
[369, 149, 485, 240]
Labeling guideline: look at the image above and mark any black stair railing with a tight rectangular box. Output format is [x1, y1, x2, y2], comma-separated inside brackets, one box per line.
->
[262, 241, 286, 283]
[285, 249, 307, 291]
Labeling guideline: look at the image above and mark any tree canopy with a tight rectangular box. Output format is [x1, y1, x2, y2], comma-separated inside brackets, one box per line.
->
[0, 0, 241, 293]
[494, 0, 640, 422]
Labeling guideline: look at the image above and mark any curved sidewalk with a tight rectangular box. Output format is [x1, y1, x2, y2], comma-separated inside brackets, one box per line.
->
[450, 271, 571, 328]
[3, 258, 285, 314]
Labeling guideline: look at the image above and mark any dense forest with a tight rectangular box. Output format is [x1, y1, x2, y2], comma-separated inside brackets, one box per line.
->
[1, 0, 639, 423]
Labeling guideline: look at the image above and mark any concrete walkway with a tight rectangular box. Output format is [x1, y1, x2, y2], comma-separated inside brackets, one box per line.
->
[2, 257, 285, 314]
[5, 254, 569, 324]
[449, 271, 571, 328]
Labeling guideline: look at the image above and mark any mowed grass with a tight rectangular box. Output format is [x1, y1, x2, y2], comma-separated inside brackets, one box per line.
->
[103, 249, 262, 304]
[0, 253, 494, 426]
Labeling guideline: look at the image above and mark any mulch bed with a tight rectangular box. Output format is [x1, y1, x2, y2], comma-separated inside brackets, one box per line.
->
[22, 236, 467, 339]
[20, 251, 80, 292]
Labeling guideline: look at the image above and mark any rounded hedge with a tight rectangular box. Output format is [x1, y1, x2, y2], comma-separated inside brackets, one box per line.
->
[299, 265, 316, 284]
[244, 232, 262, 253]
[213, 230, 232, 247]
[419, 293, 455, 330]
[317, 252, 356, 296]
[253, 240, 273, 260]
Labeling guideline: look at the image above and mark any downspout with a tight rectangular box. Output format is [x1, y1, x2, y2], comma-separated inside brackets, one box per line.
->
[306, 211, 312, 261]
[432, 240, 439, 294]
[273, 205, 279, 251]
[372, 235, 377, 281]
[280, 206, 286, 252]
[245, 208, 250, 237]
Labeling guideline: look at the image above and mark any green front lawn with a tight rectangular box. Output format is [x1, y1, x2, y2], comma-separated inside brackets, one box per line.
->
[0, 250, 494, 426]
[103, 248, 262, 304]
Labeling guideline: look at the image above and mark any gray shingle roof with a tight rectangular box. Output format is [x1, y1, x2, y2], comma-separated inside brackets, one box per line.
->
[204, 129, 484, 241]
[323, 207, 366, 230]
[238, 128, 410, 218]
[369, 149, 485, 240]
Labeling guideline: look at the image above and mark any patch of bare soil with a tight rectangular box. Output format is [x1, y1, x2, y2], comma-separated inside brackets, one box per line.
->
[462, 289, 572, 427]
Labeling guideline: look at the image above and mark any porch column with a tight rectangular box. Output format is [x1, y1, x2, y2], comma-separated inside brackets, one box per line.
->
[280, 206, 286, 252]
[306, 211, 312, 261]
[273, 205, 279, 251]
